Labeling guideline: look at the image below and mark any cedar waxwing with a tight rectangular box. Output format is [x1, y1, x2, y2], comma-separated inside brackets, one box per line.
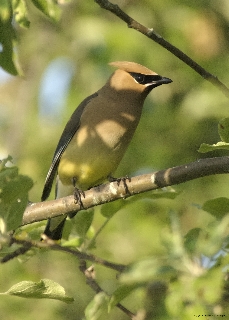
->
[41, 61, 172, 240]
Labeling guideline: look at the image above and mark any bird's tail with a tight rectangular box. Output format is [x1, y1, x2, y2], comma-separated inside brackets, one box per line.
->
[43, 215, 67, 240]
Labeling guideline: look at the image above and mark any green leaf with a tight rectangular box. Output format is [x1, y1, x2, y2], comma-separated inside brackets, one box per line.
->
[0, 8, 18, 75]
[195, 268, 223, 304]
[85, 292, 108, 320]
[0, 158, 33, 230]
[198, 142, 229, 153]
[12, 0, 30, 28]
[184, 228, 202, 254]
[62, 237, 83, 248]
[31, 0, 61, 22]
[218, 118, 229, 142]
[0, 0, 11, 22]
[100, 200, 126, 218]
[202, 197, 229, 219]
[4, 279, 74, 303]
[109, 284, 137, 311]
[144, 281, 168, 319]
[120, 259, 175, 285]
[72, 209, 94, 238]
[0, 155, 13, 169]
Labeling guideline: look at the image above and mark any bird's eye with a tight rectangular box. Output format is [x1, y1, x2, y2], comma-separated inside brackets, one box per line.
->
[129, 72, 146, 84]
[129, 72, 167, 87]
[134, 74, 145, 84]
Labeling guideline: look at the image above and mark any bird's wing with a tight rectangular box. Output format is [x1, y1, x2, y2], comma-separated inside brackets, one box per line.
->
[41, 92, 98, 201]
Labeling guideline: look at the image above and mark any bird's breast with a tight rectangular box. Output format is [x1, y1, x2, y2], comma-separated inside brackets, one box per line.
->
[94, 119, 128, 149]
[58, 98, 143, 189]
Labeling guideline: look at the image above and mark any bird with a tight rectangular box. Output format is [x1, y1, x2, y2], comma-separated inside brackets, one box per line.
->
[41, 61, 172, 240]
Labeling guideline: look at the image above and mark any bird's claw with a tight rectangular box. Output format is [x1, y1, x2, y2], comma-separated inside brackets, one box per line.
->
[72, 177, 85, 209]
[73, 188, 85, 208]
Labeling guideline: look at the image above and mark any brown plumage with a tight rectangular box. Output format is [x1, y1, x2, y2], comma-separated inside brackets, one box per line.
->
[42, 61, 172, 240]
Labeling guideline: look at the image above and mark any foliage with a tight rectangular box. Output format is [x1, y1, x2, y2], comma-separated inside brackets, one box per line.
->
[2, 278, 74, 303]
[199, 117, 229, 152]
[0, 1, 229, 320]
[0, 156, 33, 231]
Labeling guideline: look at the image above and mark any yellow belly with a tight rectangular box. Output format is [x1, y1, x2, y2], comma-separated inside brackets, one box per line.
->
[58, 127, 126, 190]
[58, 107, 139, 191]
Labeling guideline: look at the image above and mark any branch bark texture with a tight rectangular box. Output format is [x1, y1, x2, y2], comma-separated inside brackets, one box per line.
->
[23, 156, 229, 225]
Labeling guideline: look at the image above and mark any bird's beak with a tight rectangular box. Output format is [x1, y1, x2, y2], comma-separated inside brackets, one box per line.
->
[147, 76, 173, 89]
[160, 77, 173, 84]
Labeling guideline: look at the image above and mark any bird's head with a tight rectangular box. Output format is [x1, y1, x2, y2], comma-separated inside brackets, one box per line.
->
[108, 61, 172, 97]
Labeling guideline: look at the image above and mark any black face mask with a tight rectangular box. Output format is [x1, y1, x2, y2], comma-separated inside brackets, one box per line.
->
[129, 72, 172, 89]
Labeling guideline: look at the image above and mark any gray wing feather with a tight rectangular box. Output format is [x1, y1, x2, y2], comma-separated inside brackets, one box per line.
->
[41, 92, 98, 201]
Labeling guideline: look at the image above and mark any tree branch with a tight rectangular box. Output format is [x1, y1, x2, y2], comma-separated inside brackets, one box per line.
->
[23, 156, 229, 225]
[1, 237, 134, 318]
[79, 260, 136, 319]
[1, 236, 126, 272]
[94, 0, 229, 98]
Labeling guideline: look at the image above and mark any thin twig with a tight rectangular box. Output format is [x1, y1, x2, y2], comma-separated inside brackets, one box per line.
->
[95, 0, 229, 98]
[1, 236, 126, 272]
[79, 260, 136, 319]
[1, 242, 32, 263]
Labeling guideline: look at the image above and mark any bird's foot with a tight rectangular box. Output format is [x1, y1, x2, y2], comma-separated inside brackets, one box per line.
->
[108, 175, 131, 195]
[72, 177, 85, 209]
[74, 188, 85, 208]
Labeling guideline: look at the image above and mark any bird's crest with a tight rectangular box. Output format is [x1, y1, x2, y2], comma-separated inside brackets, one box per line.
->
[109, 61, 157, 75]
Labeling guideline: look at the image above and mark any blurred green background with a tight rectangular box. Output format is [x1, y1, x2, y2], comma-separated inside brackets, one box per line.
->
[0, 0, 229, 319]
